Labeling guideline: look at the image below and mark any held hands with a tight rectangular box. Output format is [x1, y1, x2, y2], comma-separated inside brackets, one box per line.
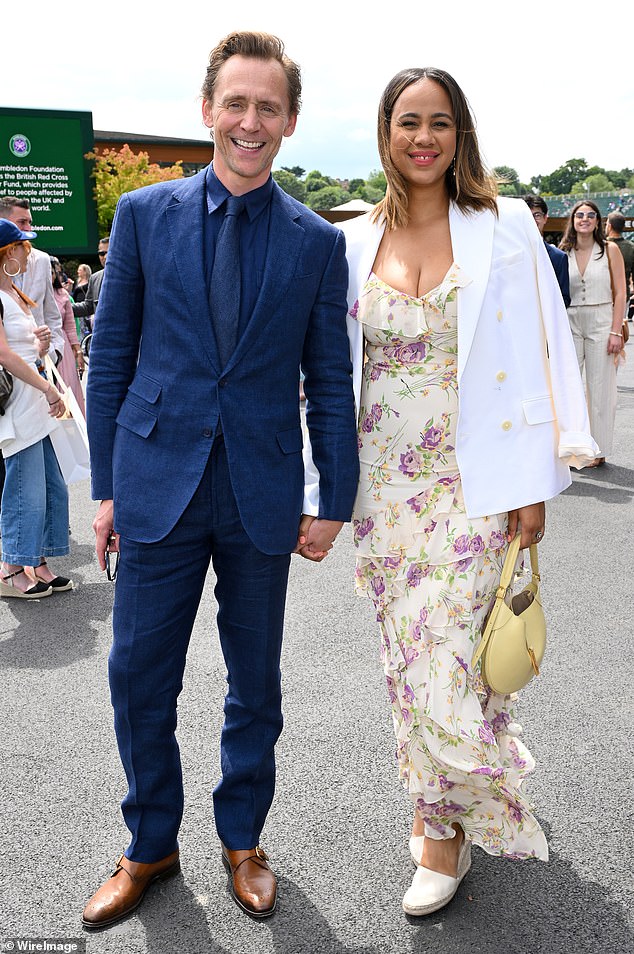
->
[294, 514, 344, 562]
[507, 501, 545, 549]
[93, 499, 119, 571]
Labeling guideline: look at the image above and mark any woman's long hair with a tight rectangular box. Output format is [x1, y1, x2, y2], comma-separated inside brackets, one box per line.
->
[372, 67, 498, 230]
[559, 199, 606, 256]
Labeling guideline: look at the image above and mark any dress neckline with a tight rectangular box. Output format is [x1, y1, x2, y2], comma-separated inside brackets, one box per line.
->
[369, 263, 464, 302]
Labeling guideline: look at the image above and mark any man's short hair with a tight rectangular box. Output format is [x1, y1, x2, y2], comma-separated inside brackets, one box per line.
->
[523, 195, 548, 216]
[201, 31, 302, 116]
[608, 212, 625, 234]
[0, 195, 29, 216]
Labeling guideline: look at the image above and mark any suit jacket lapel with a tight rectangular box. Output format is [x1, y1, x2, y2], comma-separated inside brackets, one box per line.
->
[449, 203, 495, 380]
[165, 172, 221, 373]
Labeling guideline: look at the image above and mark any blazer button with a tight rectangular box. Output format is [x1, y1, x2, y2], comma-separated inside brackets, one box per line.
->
[496, 371, 507, 382]
[203, 428, 212, 438]
[501, 420, 512, 431]
[219, 379, 227, 388]
[496, 310, 503, 321]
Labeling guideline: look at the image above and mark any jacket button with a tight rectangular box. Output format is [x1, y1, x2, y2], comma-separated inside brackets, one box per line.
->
[203, 428, 212, 437]
[496, 371, 507, 382]
[501, 420, 512, 431]
[496, 310, 503, 321]
[219, 379, 227, 388]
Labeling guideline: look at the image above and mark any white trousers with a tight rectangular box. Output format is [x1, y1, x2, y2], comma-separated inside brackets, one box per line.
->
[567, 303, 616, 457]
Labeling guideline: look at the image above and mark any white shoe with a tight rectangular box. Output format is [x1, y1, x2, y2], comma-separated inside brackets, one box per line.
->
[409, 834, 424, 867]
[402, 839, 471, 916]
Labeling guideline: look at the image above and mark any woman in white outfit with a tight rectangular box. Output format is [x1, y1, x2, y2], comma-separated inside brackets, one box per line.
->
[560, 200, 626, 467]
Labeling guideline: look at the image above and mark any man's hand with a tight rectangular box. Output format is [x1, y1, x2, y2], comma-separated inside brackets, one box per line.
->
[507, 502, 545, 549]
[295, 517, 343, 562]
[93, 499, 119, 571]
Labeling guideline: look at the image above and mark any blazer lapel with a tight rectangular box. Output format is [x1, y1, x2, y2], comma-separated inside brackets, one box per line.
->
[449, 203, 495, 380]
[165, 173, 221, 373]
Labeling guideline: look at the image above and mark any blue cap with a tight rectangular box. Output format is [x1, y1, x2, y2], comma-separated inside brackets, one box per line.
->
[0, 217, 37, 247]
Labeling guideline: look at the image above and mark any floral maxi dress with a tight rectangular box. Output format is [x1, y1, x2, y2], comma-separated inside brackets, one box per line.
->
[352, 267, 548, 860]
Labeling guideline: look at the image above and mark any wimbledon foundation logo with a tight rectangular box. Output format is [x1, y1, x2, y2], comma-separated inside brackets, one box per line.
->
[9, 133, 31, 158]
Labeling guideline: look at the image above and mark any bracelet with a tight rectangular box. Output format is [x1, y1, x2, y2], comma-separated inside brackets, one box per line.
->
[610, 331, 623, 338]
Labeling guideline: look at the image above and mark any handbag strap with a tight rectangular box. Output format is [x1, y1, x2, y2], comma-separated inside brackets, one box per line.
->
[472, 536, 540, 671]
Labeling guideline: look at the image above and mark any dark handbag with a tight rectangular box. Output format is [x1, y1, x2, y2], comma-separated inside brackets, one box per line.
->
[0, 297, 14, 416]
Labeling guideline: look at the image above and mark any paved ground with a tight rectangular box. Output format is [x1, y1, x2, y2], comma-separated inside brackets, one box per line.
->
[1, 340, 633, 954]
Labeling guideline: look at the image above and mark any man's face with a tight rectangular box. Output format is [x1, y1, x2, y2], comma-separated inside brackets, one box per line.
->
[97, 241, 109, 265]
[530, 209, 547, 235]
[5, 205, 33, 232]
[202, 54, 297, 194]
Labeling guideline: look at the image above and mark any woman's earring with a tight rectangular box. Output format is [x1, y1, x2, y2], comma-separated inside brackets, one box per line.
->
[450, 157, 456, 177]
[3, 257, 21, 278]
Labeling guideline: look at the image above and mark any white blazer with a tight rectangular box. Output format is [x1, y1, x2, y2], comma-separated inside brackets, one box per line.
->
[304, 196, 597, 519]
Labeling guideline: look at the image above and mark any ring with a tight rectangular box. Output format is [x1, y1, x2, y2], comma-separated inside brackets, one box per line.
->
[535, 530, 544, 541]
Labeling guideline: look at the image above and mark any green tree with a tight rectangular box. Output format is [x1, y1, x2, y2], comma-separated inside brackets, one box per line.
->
[571, 172, 615, 194]
[305, 186, 349, 210]
[367, 169, 387, 196]
[86, 144, 183, 234]
[281, 165, 305, 179]
[305, 169, 333, 192]
[494, 166, 521, 196]
[348, 178, 365, 194]
[272, 169, 307, 202]
[532, 158, 588, 195]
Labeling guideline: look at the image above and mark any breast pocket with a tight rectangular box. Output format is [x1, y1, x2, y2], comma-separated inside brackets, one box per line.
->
[490, 250, 524, 273]
[522, 396, 555, 425]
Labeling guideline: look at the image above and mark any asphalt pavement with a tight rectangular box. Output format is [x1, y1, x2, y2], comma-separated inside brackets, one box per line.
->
[1, 339, 633, 954]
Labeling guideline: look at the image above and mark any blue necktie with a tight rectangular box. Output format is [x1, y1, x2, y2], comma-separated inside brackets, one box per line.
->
[210, 195, 246, 368]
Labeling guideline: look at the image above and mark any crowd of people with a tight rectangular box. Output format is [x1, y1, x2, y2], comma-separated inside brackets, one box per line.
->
[0, 29, 632, 934]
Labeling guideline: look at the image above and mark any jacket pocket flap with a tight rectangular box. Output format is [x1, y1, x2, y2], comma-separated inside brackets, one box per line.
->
[127, 373, 162, 404]
[522, 396, 555, 425]
[116, 400, 157, 438]
[276, 426, 303, 454]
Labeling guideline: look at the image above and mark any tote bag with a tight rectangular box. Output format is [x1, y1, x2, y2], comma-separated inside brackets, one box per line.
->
[45, 357, 91, 484]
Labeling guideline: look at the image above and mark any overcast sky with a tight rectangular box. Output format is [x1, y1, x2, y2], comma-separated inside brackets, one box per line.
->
[14, 1, 633, 187]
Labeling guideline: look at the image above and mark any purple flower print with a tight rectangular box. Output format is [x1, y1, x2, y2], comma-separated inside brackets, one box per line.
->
[361, 414, 374, 433]
[455, 655, 469, 673]
[491, 711, 511, 734]
[438, 474, 459, 486]
[403, 683, 416, 705]
[423, 520, 437, 534]
[420, 425, 443, 450]
[349, 299, 359, 319]
[437, 774, 455, 791]
[371, 402, 383, 422]
[473, 766, 493, 776]
[384, 555, 401, 570]
[478, 722, 496, 746]
[406, 564, 424, 588]
[354, 516, 374, 541]
[469, 534, 485, 555]
[370, 362, 390, 380]
[403, 645, 419, 665]
[385, 341, 426, 364]
[453, 534, 470, 555]
[489, 529, 506, 550]
[399, 449, 423, 478]
[407, 494, 424, 513]
[506, 799, 524, 824]
[454, 557, 473, 573]
[371, 576, 385, 597]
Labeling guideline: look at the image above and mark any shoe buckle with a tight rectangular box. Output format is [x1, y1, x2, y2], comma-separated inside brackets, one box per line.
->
[255, 846, 269, 861]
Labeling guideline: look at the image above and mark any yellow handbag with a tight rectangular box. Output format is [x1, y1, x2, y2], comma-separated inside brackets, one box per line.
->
[472, 535, 546, 694]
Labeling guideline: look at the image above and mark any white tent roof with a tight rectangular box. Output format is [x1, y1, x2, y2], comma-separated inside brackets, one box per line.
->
[330, 199, 375, 211]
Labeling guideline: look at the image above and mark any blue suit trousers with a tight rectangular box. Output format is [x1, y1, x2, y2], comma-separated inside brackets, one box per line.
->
[109, 435, 291, 862]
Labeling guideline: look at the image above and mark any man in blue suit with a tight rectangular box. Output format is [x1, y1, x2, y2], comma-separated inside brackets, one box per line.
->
[83, 31, 359, 928]
[524, 195, 571, 307]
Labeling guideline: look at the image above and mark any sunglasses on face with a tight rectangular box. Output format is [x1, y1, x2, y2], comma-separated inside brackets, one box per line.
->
[574, 212, 597, 220]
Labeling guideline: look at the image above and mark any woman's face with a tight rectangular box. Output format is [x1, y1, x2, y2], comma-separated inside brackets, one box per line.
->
[389, 78, 457, 191]
[78, 266, 88, 283]
[573, 204, 598, 237]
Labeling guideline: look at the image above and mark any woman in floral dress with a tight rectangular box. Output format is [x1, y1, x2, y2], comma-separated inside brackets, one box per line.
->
[300, 67, 597, 916]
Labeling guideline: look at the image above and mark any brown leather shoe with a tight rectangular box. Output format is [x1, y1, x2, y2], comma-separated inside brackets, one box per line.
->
[82, 850, 180, 929]
[221, 844, 277, 918]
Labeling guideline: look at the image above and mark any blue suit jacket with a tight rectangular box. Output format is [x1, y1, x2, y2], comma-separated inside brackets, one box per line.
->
[545, 242, 570, 308]
[86, 170, 359, 553]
